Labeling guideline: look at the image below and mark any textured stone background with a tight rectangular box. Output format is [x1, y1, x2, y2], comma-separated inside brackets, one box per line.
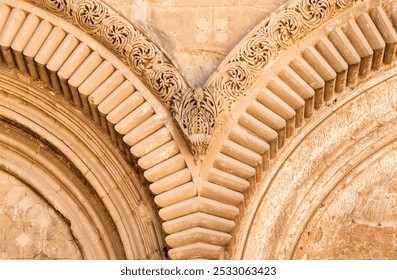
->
[0, 169, 82, 259]
[103, 0, 288, 86]
[239, 74, 397, 259]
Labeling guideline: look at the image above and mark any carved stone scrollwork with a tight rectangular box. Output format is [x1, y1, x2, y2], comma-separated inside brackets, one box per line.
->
[268, 9, 306, 48]
[73, 0, 109, 35]
[30, 0, 187, 107]
[100, 17, 136, 56]
[36, 0, 73, 17]
[213, 61, 255, 101]
[26, 0, 361, 157]
[335, 0, 354, 9]
[145, 62, 187, 106]
[235, 34, 278, 72]
[172, 87, 230, 160]
[126, 37, 161, 75]
[296, 0, 335, 27]
[206, 0, 358, 105]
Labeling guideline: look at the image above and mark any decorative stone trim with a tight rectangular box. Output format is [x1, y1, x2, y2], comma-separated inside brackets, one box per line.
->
[0, 68, 166, 259]
[0, 0, 196, 259]
[2, 0, 397, 260]
[20, 0, 365, 157]
[203, 0, 397, 259]
[23, 0, 189, 107]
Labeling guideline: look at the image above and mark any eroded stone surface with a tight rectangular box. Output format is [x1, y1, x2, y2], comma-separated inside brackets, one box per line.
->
[0, 169, 82, 260]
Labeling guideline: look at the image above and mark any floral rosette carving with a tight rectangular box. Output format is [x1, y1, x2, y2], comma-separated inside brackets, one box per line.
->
[126, 37, 161, 76]
[100, 17, 137, 56]
[214, 61, 255, 101]
[268, 9, 305, 49]
[172, 87, 229, 157]
[234, 34, 278, 72]
[35, 0, 73, 16]
[73, 0, 109, 35]
[144, 63, 186, 105]
[296, 0, 335, 28]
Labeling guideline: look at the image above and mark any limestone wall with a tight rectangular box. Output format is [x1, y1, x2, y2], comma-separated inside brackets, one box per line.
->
[104, 0, 288, 85]
[0, 169, 82, 260]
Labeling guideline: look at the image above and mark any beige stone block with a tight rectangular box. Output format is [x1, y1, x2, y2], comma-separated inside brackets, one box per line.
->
[154, 182, 197, 208]
[130, 127, 172, 158]
[149, 168, 191, 195]
[162, 213, 235, 234]
[214, 153, 256, 179]
[138, 140, 179, 170]
[168, 242, 222, 260]
[0, 8, 26, 68]
[208, 167, 250, 192]
[144, 154, 186, 182]
[221, 139, 261, 168]
[159, 196, 239, 221]
[201, 180, 244, 206]
[165, 227, 231, 247]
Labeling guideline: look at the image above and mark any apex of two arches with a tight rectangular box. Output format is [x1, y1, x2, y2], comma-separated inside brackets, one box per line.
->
[26, 0, 361, 158]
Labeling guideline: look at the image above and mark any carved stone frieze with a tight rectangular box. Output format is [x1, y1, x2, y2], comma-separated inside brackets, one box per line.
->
[25, 0, 188, 106]
[207, 0, 359, 92]
[25, 0, 361, 155]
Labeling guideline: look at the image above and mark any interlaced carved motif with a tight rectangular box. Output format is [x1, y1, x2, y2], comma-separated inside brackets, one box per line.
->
[207, 0, 358, 99]
[145, 62, 185, 107]
[297, 0, 335, 27]
[74, 0, 109, 34]
[35, 0, 72, 17]
[269, 9, 306, 48]
[25, 0, 360, 155]
[235, 34, 278, 72]
[214, 61, 255, 101]
[100, 17, 136, 56]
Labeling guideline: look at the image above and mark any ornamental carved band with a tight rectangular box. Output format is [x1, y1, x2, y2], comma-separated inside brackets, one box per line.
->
[27, 0, 188, 108]
[27, 0, 360, 155]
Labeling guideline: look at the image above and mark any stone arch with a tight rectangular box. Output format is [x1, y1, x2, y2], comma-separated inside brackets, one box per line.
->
[0, 67, 166, 259]
[235, 68, 397, 259]
[0, 0, 197, 259]
[2, 0, 397, 260]
[196, 0, 397, 259]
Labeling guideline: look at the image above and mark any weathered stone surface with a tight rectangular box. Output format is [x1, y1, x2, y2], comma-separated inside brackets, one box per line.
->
[103, 0, 288, 85]
[2, 0, 397, 260]
[0, 169, 82, 260]
[237, 73, 397, 260]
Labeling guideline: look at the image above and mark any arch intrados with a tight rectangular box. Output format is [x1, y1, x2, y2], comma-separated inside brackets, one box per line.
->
[3, 0, 397, 259]
[0, 68, 165, 259]
[235, 68, 397, 259]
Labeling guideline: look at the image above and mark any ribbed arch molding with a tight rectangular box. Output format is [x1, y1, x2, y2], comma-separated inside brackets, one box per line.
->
[0, 68, 166, 259]
[199, 0, 397, 258]
[2, 0, 397, 259]
[0, 0, 200, 259]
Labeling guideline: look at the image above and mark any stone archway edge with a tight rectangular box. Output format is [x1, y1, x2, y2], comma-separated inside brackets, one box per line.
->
[1, 0, 397, 260]
[21, 0, 363, 156]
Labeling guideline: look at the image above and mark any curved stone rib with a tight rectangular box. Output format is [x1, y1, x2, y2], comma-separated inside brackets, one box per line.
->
[22, 0, 189, 106]
[0, 0, 198, 260]
[203, 1, 397, 259]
